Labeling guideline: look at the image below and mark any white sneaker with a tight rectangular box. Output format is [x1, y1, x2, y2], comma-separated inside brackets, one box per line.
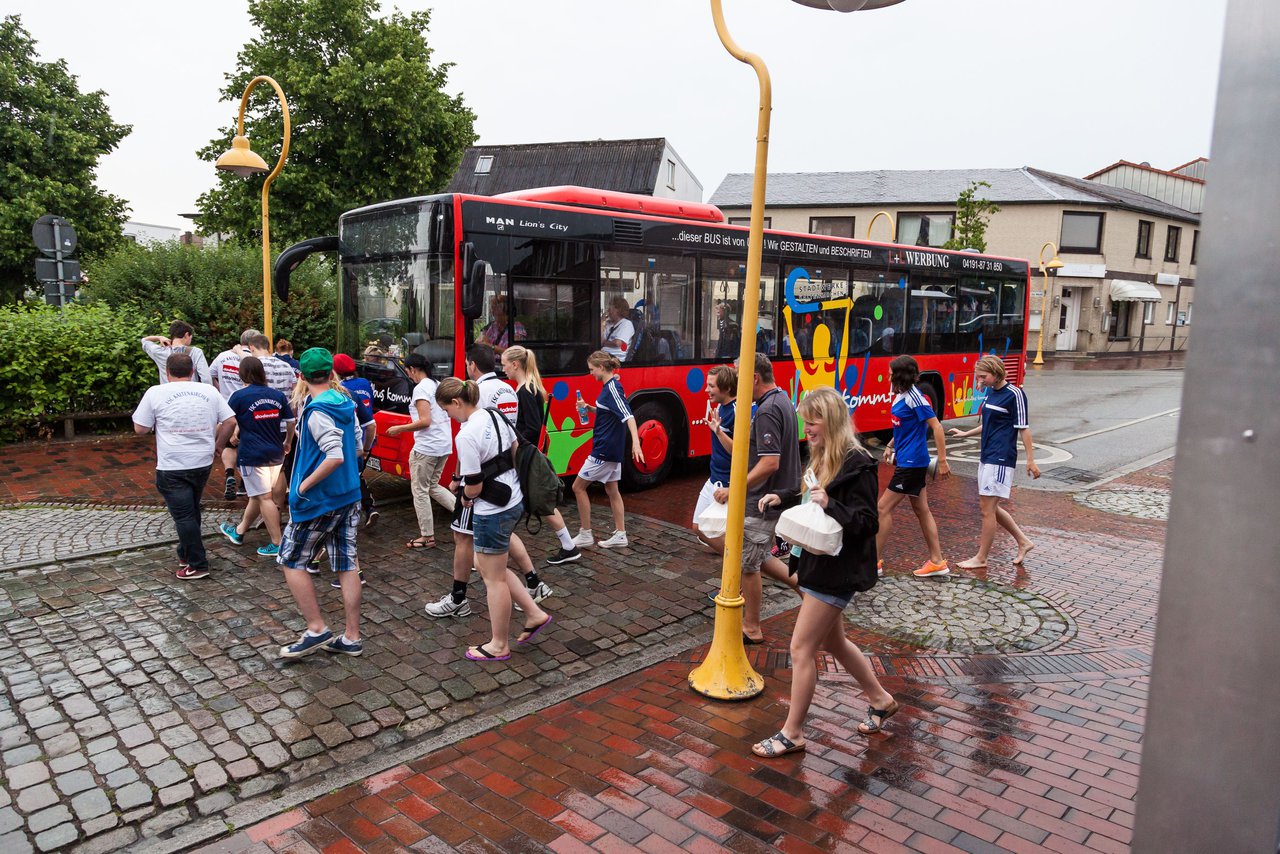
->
[423, 592, 471, 619]
[571, 529, 594, 548]
[514, 581, 553, 612]
[598, 531, 629, 549]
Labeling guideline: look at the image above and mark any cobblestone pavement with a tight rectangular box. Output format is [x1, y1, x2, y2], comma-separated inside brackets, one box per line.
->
[0, 434, 1172, 853]
[209, 459, 1169, 854]
[0, 506, 222, 571]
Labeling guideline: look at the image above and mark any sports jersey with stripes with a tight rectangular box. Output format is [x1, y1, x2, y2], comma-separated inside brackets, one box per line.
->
[890, 387, 935, 469]
[590, 377, 634, 463]
[978, 382, 1029, 466]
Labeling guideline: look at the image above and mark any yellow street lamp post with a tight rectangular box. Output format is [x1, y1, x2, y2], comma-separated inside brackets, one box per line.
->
[1032, 241, 1064, 365]
[690, 0, 907, 701]
[866, 210, 896, 241]
[215, 75, 291, 344]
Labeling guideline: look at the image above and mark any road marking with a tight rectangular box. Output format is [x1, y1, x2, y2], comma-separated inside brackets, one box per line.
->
[1053, 408, 1181, 444]
[943, 437, 1073, 466]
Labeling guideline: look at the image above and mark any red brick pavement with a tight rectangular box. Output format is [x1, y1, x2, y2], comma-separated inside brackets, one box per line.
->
[205, 459, 1170, 853]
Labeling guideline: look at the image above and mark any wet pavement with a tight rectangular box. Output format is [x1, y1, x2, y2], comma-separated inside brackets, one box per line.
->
[0, 433, 1170, 853]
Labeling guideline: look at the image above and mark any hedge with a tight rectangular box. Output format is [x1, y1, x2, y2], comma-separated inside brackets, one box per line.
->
[0, 302, 154, 441]
[84, 240, 337, 357]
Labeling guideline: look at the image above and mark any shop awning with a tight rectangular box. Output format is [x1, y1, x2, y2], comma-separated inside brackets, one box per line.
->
[1110, 279, 1162, 302]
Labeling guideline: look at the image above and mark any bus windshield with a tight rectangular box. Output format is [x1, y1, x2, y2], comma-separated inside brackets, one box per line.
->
[339, 199, 455, 377]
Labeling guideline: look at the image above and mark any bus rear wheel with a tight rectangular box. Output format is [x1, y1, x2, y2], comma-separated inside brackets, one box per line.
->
[622, 401, 677, 490]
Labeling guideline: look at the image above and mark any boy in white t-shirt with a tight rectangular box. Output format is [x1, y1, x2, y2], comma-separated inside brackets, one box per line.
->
[132, 351, 236, 580]
[385, 354, 456, 548]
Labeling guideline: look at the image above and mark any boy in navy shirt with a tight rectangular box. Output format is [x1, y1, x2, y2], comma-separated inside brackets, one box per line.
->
[694, 365, 737, 551]
[949, 355, 1040, 569]
[333, 354, 379, 528]
[219, 357, 294, 556]
[571, 351, 644, 549]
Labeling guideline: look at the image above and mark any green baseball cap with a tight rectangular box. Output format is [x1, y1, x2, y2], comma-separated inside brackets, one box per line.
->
[298, 347, 334, 380]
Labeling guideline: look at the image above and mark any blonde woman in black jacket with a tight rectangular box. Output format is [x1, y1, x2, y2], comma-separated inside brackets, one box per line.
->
[752, 386, 900, 757]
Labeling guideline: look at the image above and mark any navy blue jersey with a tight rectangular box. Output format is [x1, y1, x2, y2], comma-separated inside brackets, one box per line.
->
[228, 385, 293, 466]
[890, 387, 935, 469]
[590, 377, 633, 463]
[708, 401, 736, 485]
[340, 377, 376, 427]
[979, 382, 1029, 466]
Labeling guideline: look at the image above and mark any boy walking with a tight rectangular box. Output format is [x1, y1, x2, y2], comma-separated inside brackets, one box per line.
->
[276, 348, 366, 658]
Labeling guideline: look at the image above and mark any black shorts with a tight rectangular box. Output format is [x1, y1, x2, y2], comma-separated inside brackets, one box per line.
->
[888, 466, 928, 497]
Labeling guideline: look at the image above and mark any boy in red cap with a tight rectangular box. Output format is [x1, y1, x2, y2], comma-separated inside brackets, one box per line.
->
[334, 354, 379, 528]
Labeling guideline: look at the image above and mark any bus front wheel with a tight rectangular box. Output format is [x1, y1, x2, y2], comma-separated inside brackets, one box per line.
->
[622, 401, 677, 490]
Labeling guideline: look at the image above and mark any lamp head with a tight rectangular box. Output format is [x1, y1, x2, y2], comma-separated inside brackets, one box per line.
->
[791, 0, 906, 10]
[1045, 256, 1065, 274]
[215, 135, 270, 178]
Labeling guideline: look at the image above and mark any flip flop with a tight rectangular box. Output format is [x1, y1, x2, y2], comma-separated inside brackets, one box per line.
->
[743, 634, 765, 645]
[517, 615, 553, 645]
[465, 644, 511, 662]
[406, 537, 436, 549]
[751, 731, 806, 757]
[857, 699, 902, 735]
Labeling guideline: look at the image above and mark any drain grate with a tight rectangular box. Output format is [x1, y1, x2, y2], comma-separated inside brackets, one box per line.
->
[1044, 465, 1100, 484]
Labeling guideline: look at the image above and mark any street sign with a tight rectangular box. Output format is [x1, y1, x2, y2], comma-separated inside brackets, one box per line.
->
[35, 259, 81, 283]
[32, 215, 77, 258]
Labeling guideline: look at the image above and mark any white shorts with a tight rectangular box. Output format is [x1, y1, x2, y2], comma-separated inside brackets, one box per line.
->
[977, 463, 1014, 499]
[693, 478, 725, 525]
[578, 455, 622, 484]
[238, 464, 281, 497]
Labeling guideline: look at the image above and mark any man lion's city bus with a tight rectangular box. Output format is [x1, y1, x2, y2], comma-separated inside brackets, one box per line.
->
[276, 186, 1030, 489]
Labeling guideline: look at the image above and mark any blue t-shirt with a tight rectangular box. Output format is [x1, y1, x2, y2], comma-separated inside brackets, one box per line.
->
[890, 387, 935, 469]
[979, 382, 1029, 466]
[340, 377, 376, 428]
[590, 376, 633, 463]
[228, 385, 294, 467]
[708, 401, 736, 485]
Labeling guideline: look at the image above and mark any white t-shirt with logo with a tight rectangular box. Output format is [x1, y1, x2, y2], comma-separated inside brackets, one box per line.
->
[455, 409, 522, 516]
[410, 377, 453, 457]
[209, 348, 246, 399]
[141, 339, 211, 384]
[133, 382, 234, 471]
[476, 373, 519, 427]
[602, 317, 635, 359]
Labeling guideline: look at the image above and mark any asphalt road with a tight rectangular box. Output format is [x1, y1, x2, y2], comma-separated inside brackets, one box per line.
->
[944, 365, 1184, 491]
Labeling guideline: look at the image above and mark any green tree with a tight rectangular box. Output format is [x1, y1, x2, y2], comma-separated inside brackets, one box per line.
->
[943, 180, 1001, 253]
[0, 16, 130, 302]
[195, 0, 477, 246]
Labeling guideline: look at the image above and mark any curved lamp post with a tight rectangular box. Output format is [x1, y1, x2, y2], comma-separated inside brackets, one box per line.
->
[690, 0, 907, 701]
[866, 210, 897, 241]
[215, 75, 291, 343]
[1032, 242, 1064, 365]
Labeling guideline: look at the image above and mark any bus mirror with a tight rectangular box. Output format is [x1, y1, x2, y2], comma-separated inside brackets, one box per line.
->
[461, 259, 487, 320]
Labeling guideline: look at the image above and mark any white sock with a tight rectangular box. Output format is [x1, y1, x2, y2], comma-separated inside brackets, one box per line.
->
[304, 627, 329, 638]
[556, 528, 574, 549]
[579, 528, 592, 537]
[340, 634, 358, 645]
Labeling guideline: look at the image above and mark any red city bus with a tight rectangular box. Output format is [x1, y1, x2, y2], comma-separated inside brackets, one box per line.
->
[278, 186, 1030, 488]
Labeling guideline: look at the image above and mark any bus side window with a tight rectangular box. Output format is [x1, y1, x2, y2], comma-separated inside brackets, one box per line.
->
[600, 250, 695, 365]
[700, 258, 778, 360]
[850, 281, 904, 356]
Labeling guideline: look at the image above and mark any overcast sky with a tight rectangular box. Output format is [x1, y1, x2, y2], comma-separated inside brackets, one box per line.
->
[9, 0, 1228, 229]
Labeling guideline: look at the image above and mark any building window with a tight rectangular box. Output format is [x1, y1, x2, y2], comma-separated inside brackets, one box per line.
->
[474, 155, 493, 175]
[809, 216, 855, 239]
[1191, 229, 1199, 265]
[1143, 301, 1155, 325]
[1108, 301, 1133, 341]
[1165, 225, 1181, 262]
[1060, 212, 1104, 253]
[1166, 301, 1176, 325]
[728, 216, 771, 228]
[666, 159, 676, 190]
[1135, 220, 1152, 258]
[898, 213, 954, 247]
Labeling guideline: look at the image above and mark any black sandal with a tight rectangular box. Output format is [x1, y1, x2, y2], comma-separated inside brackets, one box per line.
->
[751, 731, 805, 757]
[857, 699, 901, 735]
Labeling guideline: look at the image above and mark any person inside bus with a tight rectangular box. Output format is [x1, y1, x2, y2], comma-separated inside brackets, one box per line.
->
[480, 295, 526, 352]
[601, 296, 635, 359]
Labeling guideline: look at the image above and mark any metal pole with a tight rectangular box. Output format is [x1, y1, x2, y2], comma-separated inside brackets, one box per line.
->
[689, 0, 770, 700]
[235, 76, 291, 343]
[1169, 279, 1181, 352]
[1132, 0, 1280, 849]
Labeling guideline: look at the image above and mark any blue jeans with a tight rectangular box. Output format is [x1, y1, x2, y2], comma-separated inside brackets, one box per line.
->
[156, 466, 212, 570]
[472, 504, 524, 555]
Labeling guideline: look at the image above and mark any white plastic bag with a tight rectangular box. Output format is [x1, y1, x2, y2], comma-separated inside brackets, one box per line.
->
[696, 498, 728, 539]
[776, 502, 843, 556]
